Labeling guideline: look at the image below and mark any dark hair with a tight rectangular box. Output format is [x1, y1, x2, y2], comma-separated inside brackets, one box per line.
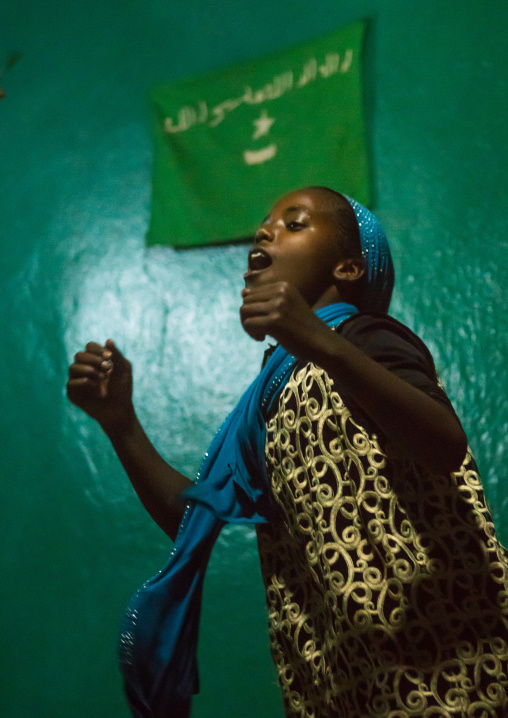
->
[308, 186, 367, 309]
[308, 186, 362, 260]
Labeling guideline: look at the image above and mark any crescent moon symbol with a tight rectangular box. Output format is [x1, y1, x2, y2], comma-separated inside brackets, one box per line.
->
[243, 144, 277, 165]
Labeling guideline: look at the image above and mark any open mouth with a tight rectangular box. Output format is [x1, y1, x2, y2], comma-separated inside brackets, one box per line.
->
[247, 247, 272, 272]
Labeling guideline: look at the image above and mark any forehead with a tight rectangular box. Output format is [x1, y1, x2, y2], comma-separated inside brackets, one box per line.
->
[269, 188, 336, 217]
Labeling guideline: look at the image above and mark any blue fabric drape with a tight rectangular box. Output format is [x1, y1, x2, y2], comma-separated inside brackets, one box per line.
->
[119, 302, 358, 717]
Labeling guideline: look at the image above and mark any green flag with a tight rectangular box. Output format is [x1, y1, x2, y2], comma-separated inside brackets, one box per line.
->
[148, 20, 369, 247]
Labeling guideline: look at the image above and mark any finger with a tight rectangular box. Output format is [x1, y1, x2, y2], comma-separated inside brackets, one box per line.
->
[69, 363, 104, 381]
[241, 284, 288, 303]
[240, 316, 270, 342]
[85, 341, 108, 355]
[240, 300, 276, 319]
[74, 351, 113, 372]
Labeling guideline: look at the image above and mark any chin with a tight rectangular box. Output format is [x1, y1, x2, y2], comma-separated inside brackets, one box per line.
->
[244, 270, 273, 289]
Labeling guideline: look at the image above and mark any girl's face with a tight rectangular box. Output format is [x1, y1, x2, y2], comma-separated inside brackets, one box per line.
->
[244, 188, 343, 308]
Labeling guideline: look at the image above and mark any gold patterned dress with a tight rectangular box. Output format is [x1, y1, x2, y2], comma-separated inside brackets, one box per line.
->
[257, 315, 508, 717]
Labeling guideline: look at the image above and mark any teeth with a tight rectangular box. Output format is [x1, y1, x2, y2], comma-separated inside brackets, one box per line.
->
[248, 248, 272, 271]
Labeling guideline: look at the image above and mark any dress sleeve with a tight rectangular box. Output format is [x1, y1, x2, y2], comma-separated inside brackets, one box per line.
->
[338, 313, 457, 415]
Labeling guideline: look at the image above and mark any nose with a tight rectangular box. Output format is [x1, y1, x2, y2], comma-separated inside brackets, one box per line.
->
[254, 226, 273, 244]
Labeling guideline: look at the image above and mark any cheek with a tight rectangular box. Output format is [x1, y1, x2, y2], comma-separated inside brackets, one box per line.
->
[290, 259, 334, 298]
[303, 248, 336, 280]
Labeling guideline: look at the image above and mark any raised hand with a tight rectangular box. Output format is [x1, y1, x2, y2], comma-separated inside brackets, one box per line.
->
[240, 281, 336, 362]
[67, 339, 134, 430]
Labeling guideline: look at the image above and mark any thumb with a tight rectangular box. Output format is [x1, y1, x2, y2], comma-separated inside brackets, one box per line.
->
[105, 339, 130, 369]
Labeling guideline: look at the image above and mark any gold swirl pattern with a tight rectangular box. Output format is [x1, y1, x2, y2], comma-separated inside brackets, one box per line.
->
[257, 363, 508, 717]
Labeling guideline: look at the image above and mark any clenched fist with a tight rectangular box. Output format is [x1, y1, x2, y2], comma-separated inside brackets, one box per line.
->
[240, 281, 337, 363]
[67, 339, 134, 431]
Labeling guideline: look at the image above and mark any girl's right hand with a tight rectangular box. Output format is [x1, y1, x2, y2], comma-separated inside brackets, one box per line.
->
[67, 339, 134, 431]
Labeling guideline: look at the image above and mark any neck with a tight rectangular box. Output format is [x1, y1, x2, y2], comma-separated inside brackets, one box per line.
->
[311, 286, 344, 310]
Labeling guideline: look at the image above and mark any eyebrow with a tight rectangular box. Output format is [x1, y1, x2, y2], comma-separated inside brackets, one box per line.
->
[284, 205, 311, 214]
[262, 205, 311, 224]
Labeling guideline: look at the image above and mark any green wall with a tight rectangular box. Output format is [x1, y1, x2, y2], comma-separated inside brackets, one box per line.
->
[1, 1, 507, 716]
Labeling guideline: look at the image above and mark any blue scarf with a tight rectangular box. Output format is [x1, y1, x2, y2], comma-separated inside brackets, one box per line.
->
[119, 302, 358, 717]
[344, 196, 394, 313]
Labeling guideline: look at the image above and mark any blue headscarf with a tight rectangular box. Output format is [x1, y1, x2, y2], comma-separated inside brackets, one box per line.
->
[119, 197, 394, 717]
[345, 196, 394, 313]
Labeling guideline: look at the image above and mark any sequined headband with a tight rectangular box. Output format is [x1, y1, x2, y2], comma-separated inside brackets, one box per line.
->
[345, 197, 394, 313]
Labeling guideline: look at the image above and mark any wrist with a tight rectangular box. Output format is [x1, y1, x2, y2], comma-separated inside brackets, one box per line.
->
[99, 405, 138, 439]
[303, 321, 347, 370]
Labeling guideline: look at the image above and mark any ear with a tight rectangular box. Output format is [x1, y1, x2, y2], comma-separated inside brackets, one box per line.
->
[333, 258, 366, 283]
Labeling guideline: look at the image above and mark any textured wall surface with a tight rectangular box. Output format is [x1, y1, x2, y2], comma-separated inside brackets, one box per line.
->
[1, 1, 507, 716]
